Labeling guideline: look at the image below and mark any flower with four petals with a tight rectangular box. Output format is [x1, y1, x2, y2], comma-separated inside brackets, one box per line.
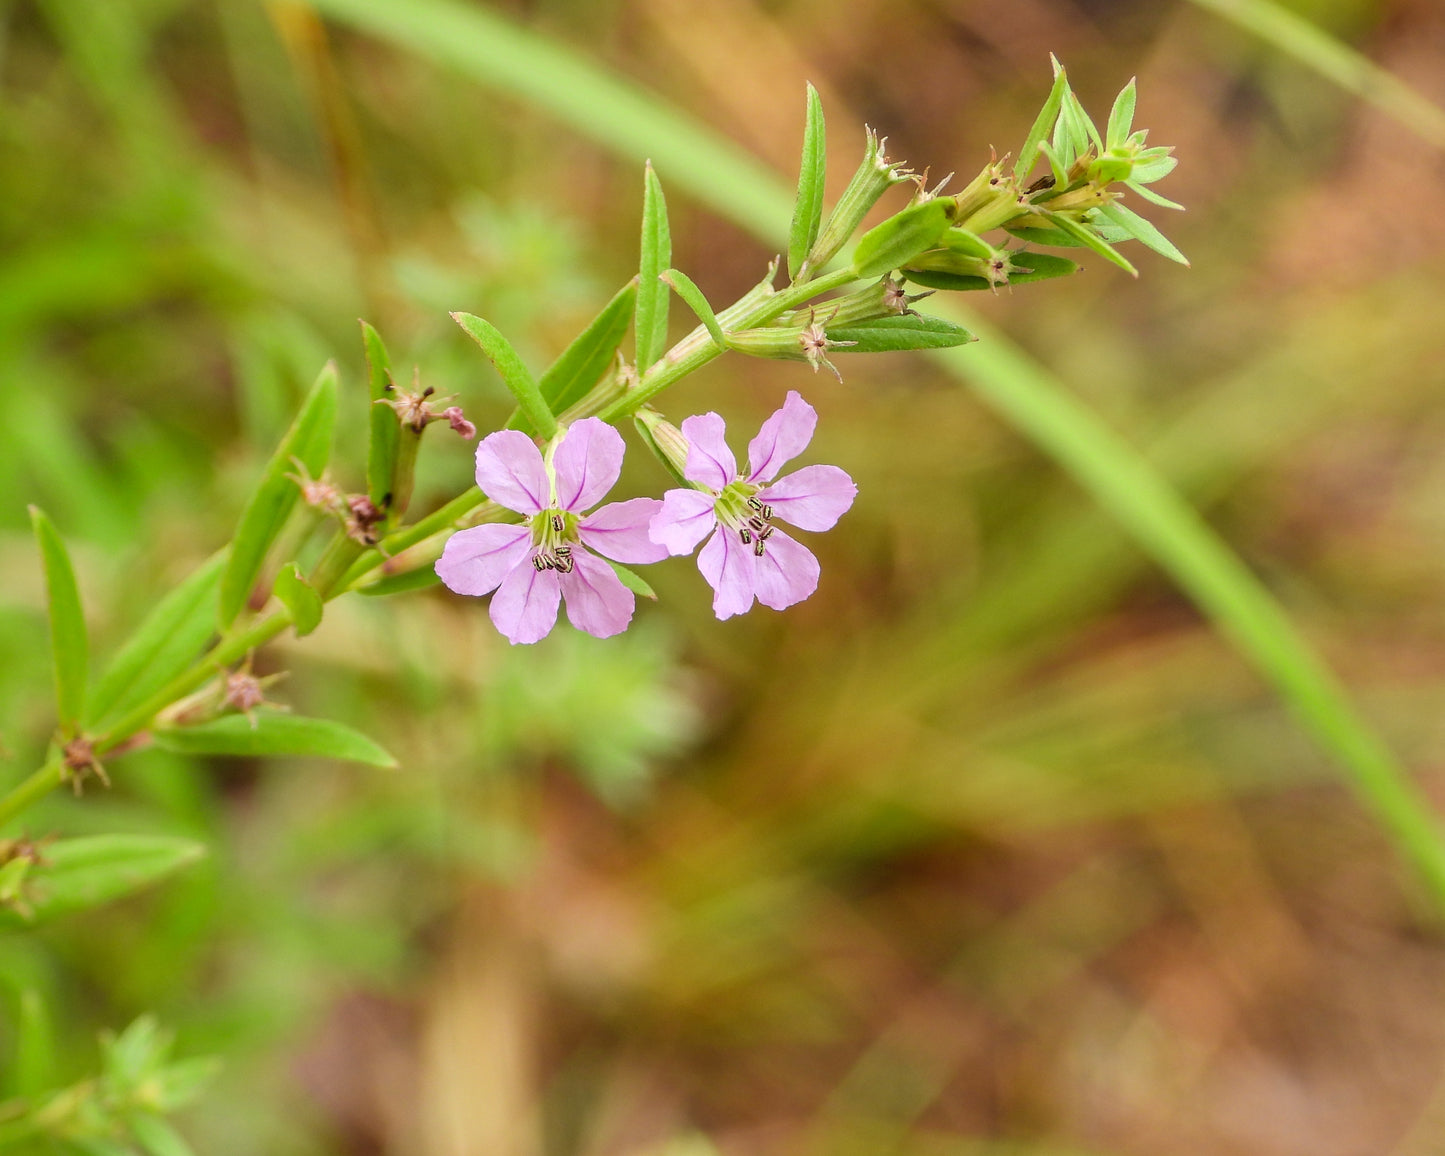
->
[436, 418, 666, 644]
[647, 391, 857, 619]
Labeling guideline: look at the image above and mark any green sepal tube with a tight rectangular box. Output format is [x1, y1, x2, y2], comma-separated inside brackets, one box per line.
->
[799, 128, 911, 280]
[633, 407, 690, 488]
[772, 277, 896, 328]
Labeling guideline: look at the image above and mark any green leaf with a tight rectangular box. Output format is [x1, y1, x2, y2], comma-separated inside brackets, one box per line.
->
[149, 1056, 221, 1112]
[218, 363, 337, 630]
[1016, 56, 1069, 180]
[904, 251, 1080, 292]
[273, 564, 323, 636]
[1125, 178, 1185, 210]
[0, 836, 206, 930]
[153, 712, 398, 768]
[634, 162, 672, 370]
[451, 312, 556, 439]
[825, 314, 976, 353]
[1096, 201, 1189, 265]
[356, 565, 443, 597]
[533, 279, 637, 417]
[787, 83, 826, 282]
[607, 560, 657, 601]
[89, 551, 225, 731]
[128, 1112, 196, 1156]
[29, 507, 88, 732]
[850, 199, 953, 280]
[1106, 77, 1137, 151]
[661, 268, 726, 349]
[1039, 211, 1138, 276]
[361, 320, 401, 512]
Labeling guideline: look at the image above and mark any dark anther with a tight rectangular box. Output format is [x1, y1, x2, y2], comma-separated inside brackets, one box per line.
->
[740, 528, 753, 545]
[551, 514, 564, 532]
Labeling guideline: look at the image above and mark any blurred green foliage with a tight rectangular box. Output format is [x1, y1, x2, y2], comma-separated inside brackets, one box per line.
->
[2, 1, 1445, 1155]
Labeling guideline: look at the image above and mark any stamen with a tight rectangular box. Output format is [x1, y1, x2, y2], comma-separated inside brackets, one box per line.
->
[555, 545, 571, 557]
[747, 516, 766, 532]
[761, 504, 773, 520]
[753, 538, 767, 556]
[551, 513, 564, 532]
[747, 497, 763, 512]
[556, 554, 574, 573]
[532, 555, 546, 572]
[758, 526, 774, 542]
[739, 528, 753, 545]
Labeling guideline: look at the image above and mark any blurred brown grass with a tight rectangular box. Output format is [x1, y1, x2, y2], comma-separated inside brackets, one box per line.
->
[4, 1, 1445, 1154]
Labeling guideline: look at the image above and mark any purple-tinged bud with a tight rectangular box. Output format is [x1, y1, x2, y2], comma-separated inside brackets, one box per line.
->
[443, 406, 477, 439]
[346, 495, 386, 545]
[633, 407, 690, 486]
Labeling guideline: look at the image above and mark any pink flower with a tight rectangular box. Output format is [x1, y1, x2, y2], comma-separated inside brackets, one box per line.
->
[649, 391, 857, 619]
[436, 418, 666, 644]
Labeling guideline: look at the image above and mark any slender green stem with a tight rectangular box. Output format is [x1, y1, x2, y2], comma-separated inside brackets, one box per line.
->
[0, 759, 64, 831]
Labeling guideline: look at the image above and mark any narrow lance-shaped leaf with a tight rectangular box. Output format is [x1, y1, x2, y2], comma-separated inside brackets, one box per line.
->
[29, 506, 87, 731]
[451, 312, 556, 440]
[1125, 177, 1185, 210]
[89, 550, 225, 730]
[0, 836, 206, 931]
[851, 199, 953, 279]
[607, 560, 657, 601]
[361, 321, 401, 513]
[273, 563, 323, 637]
[1040, 210, 1138, 277]
[661, 268, 726, 349]
[153, 711, 398, 768]
[218, 364, 337, 629]
[1016, 55, 1070, 180]
[787, 83, 826, 282]
[1096, 200, 1189, 265]
[128, 1112, 196, 1156]
[528, 279, 637, 418]
[825, 313, 976, 353]
[1106, 77, 1137, 151]
[634, 162, 672, 371]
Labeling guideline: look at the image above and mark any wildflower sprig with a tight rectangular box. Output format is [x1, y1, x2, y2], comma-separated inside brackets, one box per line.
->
[2, 59, 1184, 849]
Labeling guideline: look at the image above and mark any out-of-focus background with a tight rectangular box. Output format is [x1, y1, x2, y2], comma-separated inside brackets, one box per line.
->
[2, 0, 1445, 1153]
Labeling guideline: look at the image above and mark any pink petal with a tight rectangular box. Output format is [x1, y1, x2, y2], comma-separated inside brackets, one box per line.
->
[559, 548, 635, 639]
[435, 523, 532, 596]
[758, 464, 857, 531]
[697, 527, 756, 620]
[475, 430, 549, 514]
[746, 391, 816, 483]
[552, 417, 624, 512]
[649, 489, 718, 556]
[579, 498, 669, 564]
[489, 559, 562, 644]
[753, 530, 820, 611]
[681, 412, 737, 490]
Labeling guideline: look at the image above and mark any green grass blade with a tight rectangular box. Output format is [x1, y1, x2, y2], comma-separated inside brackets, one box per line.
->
[635, 163, 672, 371]
[1187, 0, 1445, 150]
[89, 550, 226, 730]
[451, 312, 556, 439]
[311, 0, 1445, 909]
[361, 320, 401, 512]
[218, 363, 338, 629]
[532, 279, 637, 417]
[787, 83, 826, 282]
[153, 712, 397, 768]
[29, 507, 87, 732]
